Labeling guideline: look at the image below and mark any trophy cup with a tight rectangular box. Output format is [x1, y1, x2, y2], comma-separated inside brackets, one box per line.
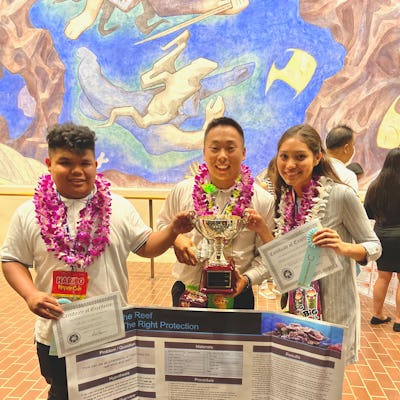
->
[191, 213, 248, 295]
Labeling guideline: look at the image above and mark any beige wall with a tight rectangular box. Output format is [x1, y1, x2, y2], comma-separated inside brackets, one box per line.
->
[0, 188, 176, 265]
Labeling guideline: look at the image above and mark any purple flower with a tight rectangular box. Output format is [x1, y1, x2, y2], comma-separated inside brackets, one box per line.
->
[33, 174, 112, 269]
[192, 163, 254, 217]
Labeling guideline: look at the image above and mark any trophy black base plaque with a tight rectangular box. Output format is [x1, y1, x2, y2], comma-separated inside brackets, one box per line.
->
[200, 259, 236, 295]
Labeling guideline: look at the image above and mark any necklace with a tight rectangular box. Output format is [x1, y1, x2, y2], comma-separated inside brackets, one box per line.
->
[192, 163, 254, 216]
[33, 174, 112, 269]
[274, 176, 332, 235]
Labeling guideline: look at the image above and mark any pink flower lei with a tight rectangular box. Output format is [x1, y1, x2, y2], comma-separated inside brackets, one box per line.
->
[33, 174, 112, 269]
[192, 163, 254, 216]
[274, 176, 332, 236]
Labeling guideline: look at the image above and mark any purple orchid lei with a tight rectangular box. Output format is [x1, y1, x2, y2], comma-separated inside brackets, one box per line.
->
[282, 177, 321, 233]
[275, 176, 331, 235]
[192, 163, 254, 217]
[33, 174, 112, 269]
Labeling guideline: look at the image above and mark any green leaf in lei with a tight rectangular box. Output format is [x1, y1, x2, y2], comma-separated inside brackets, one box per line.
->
[202, 183, 217, 194]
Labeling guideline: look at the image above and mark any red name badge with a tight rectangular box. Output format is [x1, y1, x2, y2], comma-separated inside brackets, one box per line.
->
[52, 270, 88, 300]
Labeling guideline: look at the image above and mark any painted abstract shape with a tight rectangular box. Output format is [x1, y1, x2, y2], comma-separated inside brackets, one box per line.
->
[77, 39, 255, 154]
[147, 95, 226, 153]
[265, 48, 317, 97]
[18, 86, 36, 118]
[64, 0, 248, 40]
[301, 0, 400, 189]
[96, 151, 110, 168]
[99, 30, 218, 128]
[135, 0, 245, 45]
[0, 0, 65, 159]
[377, 95, 400, 149]
[0, 143, 47, 185]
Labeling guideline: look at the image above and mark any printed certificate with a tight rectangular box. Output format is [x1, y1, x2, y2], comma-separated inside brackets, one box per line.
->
[52, 292, 125, 357]
[258, 219, 342, 292]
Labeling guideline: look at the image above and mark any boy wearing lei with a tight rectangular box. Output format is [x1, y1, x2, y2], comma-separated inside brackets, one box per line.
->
[157, 117, 275, 309]
[1, 123, 193, 400]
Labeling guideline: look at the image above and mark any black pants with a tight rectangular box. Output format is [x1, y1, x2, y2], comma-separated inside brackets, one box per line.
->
[171, 280, 255, 309]
[37, 342, 68, 400]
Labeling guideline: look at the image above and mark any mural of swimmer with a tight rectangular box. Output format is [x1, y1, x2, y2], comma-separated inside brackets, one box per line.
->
[63, 0, 250, 40]
[89, 30, 256, 154]
[1, 0, 400, 187]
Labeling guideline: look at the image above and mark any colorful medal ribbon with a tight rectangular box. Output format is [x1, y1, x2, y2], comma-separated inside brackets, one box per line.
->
[297, 228, 321, 287]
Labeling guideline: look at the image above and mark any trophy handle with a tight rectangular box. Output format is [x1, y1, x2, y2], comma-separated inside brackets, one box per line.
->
[189, 210, 197, 224]
[242, 210, 251, 225]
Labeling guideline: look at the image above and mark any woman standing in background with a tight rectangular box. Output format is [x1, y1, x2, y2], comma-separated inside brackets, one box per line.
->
[364, 148, 400, 332]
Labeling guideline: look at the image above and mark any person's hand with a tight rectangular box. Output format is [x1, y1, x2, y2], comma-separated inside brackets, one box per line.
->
[173, 234, 198, 266]
[312, 228, 347, 255]
[231, 269, 248, 297]
[308, 227, 368, 263]
[244, 208, 274, 243]
[171, 211, 195, 235]
[245, 208, 267, 233]
[25, 290, 64, 320]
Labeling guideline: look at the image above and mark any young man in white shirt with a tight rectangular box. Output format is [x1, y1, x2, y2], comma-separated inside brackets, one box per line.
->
[1, 122, 193, 399]
[157, 117, 275, 309]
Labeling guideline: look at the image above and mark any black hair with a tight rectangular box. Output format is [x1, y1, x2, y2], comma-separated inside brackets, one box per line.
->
[346, 162, 364, 176]
[325, 125, 354, 149]
[204, 117, 244, 144]
[364, 148, 400, 225]
[47, 123, 96, 154]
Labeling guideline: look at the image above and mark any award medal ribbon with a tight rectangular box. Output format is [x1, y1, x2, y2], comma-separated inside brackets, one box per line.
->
[276, 178, 332, 321]
[297, 228, 321, 288]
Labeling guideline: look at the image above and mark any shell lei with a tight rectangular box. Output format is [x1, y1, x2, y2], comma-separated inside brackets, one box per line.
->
[274, 176, 333, 236]
[192, 163, 254, 217]
[33, 174, 112, 269]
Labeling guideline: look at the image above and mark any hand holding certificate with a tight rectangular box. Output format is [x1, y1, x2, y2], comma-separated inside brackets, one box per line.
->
[258, 219, 343, 293]
[52, 292, 125, 357]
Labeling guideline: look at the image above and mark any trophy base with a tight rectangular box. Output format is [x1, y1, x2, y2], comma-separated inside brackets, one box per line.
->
[200, 259, 236, 295]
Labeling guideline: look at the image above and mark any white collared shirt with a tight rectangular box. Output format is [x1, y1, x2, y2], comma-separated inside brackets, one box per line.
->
[1, 193, 152, 345]
[329, 157, 359, 193]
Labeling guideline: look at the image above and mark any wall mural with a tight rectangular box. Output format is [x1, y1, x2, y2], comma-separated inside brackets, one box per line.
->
[1, 0, 399, 189]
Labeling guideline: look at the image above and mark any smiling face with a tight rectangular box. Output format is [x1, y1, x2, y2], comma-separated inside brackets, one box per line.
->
[203, 124, 246, 189]
[46, 148, 97, 199]
[277, 135, 322, 196]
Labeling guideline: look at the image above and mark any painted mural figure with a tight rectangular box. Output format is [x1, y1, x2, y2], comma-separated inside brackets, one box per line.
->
[64, 0, 249, 40]
[4, 0, 397, 189]
[76, 45, 254, 154]
[65, 0, 140, 39]
[99, 30, 218, 129]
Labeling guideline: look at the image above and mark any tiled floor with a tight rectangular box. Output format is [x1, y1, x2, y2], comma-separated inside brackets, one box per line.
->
[1, 261, 399, 399]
